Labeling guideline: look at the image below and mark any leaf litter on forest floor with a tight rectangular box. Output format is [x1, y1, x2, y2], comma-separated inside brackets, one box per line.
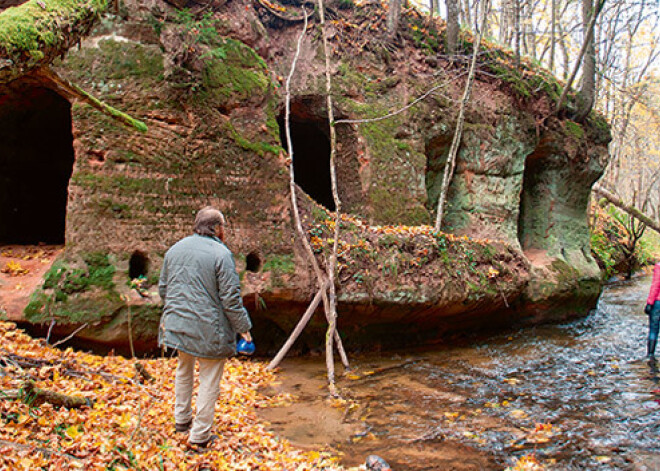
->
[0, 321, 357, 470]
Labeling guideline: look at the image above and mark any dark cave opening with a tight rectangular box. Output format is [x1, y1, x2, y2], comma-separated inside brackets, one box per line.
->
[128, 250, 150, 280]
[245, 251, 262, 272]
[0, 86, 75, 245]
[277, 112, 335, 211]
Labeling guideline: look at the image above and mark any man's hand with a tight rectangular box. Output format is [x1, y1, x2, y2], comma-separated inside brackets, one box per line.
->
[240, 331, 252, 342]
[646, 304, 654, 315]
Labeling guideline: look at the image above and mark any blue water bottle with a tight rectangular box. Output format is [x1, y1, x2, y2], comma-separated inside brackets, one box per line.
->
[237, 338, 256, 355]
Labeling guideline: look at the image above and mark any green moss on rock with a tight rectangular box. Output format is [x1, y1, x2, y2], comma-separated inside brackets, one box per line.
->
[0, 0, 107, 82]
[24, 252, 117, 323]
[199, 38, 271, 108]
[62, 39, 164, 83]
[564, 120, 584, 140]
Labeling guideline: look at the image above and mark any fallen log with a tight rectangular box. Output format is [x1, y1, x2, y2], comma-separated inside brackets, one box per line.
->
[592, 185, 660, 236]
[21, 380, 92, 408]
[134, 362, 153, 383]
[0, 350, 134, 384]
[0, 0, 107, 84]
[0, 439, 81, 461]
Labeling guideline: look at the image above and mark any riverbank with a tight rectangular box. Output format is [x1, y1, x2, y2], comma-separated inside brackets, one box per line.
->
[257, 357, 502, 470]
[0, 321, 348, 470]
[258, 275, 660, 470]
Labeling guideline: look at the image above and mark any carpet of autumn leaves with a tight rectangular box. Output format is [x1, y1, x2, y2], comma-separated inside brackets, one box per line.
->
[0, 321, 350, 470]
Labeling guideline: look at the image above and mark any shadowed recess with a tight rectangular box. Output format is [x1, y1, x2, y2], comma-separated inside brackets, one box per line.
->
[128, 250, 149, 279]
[277, 112, 335, 211]
[0, 85, 74, 244]
[245, 251, 262, 272]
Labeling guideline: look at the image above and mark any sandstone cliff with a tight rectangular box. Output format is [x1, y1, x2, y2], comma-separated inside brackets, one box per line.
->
[0, 0, 611, 353]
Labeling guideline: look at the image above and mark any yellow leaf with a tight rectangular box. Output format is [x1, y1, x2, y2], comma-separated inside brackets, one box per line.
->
[509, 409, 528, 419]
[66, 425, 82, 440]
[117, 412, 133, 428]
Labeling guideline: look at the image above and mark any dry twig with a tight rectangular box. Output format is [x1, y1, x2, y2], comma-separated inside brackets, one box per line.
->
[51, 323, 88, 348]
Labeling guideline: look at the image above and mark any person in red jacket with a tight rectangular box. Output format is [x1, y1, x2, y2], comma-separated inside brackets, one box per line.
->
[645, 262, 660, 357]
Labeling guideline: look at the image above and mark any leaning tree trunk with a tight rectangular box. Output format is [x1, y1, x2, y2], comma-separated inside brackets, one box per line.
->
[0, 0, 107, 84]
[593, 185, 660, 236]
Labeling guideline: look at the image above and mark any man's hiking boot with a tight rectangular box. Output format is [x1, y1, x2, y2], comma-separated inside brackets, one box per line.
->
[189, 434, 218, 450]
[175, 420, 192, 434]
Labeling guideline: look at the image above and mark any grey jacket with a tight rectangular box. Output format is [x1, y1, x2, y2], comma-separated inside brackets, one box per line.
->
[158, 234, 252, 359]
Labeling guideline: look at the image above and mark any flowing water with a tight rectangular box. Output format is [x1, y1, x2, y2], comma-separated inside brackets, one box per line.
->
[262, 276, 660, 470]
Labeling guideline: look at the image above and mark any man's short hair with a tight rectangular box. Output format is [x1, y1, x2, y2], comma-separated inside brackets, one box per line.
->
[194, 207, 225, 237]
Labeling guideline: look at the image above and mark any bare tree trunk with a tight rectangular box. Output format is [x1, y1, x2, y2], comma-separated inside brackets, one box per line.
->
[550, 0, 556, 70]
[483, 0, 492, 38]
[463, 0, 472, 27]
[514, 0, 521, 64]
[555, 0, 606, 116]
[557, 20, 570, 80]
[575, 0, 598, 120]
[521, 0, 528, 56]
[500, 0, 510, 44]
[319, 0, 348, 395]
[388, 0, 402, 38]
[525, 0, 537, 60]
[446, 0, 460, 53]
[435, 0, 489, 231]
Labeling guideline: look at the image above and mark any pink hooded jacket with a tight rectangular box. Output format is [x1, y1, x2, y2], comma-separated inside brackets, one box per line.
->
[648, 263, 660, 305]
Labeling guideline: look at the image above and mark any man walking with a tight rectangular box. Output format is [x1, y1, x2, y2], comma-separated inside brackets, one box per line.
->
[158, 207, 252, 448]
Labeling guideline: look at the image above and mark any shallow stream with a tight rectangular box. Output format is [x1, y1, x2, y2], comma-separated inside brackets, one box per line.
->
[260, 276, 660, 470]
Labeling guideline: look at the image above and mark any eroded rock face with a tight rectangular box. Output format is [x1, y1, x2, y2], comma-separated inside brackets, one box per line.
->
[5, 0, 611, 353]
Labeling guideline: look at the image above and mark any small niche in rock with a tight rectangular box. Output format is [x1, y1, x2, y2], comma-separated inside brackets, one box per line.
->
[245, 252, 262, 272]
[517, 149, 549, 251]
[424, 133, 453, 212]
[128, 250, 149, 280]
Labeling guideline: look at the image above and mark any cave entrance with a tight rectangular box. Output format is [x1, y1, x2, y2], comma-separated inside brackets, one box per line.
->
[0, 85, 75, 244]
[424, 133, 453, 213]
[518, 157, 540, 250]
[128, 250, 150, 280]
[518, 146, 557, 254]
[277, 110, 335, 211]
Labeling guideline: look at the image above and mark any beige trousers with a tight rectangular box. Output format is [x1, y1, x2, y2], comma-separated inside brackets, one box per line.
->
[174, 350, 226, 443]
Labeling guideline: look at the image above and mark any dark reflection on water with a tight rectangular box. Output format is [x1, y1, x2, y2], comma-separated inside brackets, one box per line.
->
[329, 276, 660, 470]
